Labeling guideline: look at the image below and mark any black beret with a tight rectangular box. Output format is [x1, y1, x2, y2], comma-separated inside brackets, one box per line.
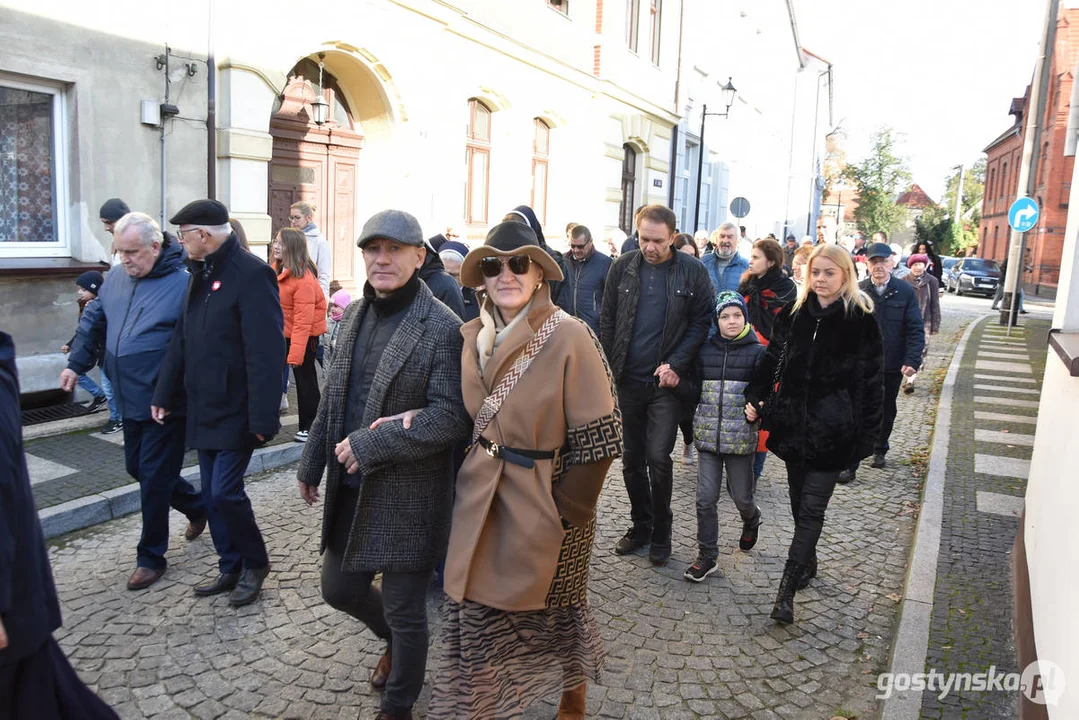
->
[169, 199, 230, 227]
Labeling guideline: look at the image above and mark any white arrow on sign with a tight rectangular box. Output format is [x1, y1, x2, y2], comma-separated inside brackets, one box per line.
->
[1015, 208, 1036, 228]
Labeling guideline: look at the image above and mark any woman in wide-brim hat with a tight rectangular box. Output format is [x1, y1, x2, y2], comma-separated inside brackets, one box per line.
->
[427, 221, 623, 720]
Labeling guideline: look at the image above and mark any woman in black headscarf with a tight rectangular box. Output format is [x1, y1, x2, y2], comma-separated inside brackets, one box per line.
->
[503, 205, 567, 302]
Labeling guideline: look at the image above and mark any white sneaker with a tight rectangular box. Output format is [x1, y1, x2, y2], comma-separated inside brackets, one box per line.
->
[280, 394, 289, 413]
[682, 445, 696, 466]
[294, 430, 308, 443]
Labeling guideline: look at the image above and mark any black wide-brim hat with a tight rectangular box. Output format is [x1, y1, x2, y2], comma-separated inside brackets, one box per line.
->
[460, 222, 564, 288]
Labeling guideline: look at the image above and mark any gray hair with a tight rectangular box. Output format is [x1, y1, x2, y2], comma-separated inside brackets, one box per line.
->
[717, 221, 739, 235]
[114, 211, 163, 246]
[192, 223, 233, 240]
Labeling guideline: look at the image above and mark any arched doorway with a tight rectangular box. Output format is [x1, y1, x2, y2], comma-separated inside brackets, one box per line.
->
[269, 58, 365, 288]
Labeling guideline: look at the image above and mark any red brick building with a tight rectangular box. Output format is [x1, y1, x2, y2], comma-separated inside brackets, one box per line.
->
[978, 7, 1079, 297]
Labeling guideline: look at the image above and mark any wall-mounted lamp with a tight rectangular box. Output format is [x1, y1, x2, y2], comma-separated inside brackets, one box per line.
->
[311, 54, 329, 126]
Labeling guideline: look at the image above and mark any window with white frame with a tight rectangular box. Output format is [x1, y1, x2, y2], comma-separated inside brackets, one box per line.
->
[531, 119, 550, 225]
[465, 99, 492, 225]
[0, 76, 68, 257]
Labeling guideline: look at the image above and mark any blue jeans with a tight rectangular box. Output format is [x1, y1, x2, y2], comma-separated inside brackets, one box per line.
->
[198, 449, 268, 574]
[99, 370, 120, 422]
[75, 372, 103, 400]
[123, 418, 204, 570]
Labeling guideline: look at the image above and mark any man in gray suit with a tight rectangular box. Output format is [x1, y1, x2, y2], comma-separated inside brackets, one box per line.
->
[296, 209, 470, 720]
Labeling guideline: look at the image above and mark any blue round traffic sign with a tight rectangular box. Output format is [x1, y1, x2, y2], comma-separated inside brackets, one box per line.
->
[730, 197, 751, 218]
[1008, 197, 1039, 232]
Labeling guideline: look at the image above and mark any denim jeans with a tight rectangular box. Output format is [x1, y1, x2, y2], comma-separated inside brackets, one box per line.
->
[784, 462, 839, 566]
[99, 370, 120, 422]
[696, 451, 758, 559]
[123, 418, 205, 569]
[198, 449, 268, 574]
[618, 382, 681, 547]
[75, 372, 103, 401]
[321, 484, 432, 715]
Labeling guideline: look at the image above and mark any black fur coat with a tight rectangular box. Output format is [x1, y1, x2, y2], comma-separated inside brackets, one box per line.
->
[746, 293, 884, 471]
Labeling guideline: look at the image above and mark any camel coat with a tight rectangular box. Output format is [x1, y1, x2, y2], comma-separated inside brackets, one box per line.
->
[443, 286, 623, 611]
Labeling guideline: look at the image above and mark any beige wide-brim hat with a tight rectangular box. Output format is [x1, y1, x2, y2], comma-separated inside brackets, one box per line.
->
[460, 221, 564, 288]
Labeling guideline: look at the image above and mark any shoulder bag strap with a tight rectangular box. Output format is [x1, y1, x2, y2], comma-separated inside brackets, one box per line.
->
[472, 309, 567, 444]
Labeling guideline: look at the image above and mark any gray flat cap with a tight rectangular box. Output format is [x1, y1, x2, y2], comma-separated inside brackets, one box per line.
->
[357, 209, 424, 248]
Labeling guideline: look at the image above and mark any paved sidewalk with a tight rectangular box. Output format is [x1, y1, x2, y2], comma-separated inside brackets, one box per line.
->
[45, 298, 987, 719]
[917, 315, 1049, 719]
[24, 388, 305, 537]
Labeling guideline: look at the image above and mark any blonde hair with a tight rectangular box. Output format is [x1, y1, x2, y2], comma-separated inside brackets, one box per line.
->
[290, 201, 316, 219]
[792, 243, 874, 315]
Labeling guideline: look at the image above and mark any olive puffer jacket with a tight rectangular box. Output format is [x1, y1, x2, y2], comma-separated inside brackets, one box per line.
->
[680, 326, 765, 455]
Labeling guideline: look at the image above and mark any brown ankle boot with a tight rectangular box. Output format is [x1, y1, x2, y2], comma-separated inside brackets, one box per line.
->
[557, 682, 587, 719]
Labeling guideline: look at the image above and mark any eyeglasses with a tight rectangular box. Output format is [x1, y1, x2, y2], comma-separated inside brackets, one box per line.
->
[288, 215, 303, 221]
[176, 227, 202, 241]
[480, 255, 532, 278]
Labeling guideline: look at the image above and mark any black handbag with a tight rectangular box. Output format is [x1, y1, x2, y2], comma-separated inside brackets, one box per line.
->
[760, 323, 791, 429]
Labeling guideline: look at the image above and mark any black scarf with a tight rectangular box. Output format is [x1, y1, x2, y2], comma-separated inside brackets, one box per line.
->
[363, 270, 421, 315]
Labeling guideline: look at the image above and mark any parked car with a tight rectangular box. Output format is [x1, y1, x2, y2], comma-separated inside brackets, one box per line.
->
[940, 255, 959, 275]
[946, 257, 1002, 297]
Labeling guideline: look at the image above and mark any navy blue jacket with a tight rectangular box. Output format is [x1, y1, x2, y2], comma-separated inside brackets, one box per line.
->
[701, 251, 750, 294]
[153, 235, 286, 450]
[859, 277, 926, 372]
[0, 332, 63, 663]
[67, 240, 189, 421]
[557, 250, 612, 334]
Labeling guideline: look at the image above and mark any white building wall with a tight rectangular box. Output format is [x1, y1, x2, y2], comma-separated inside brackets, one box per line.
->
[1, 0, 680, 392]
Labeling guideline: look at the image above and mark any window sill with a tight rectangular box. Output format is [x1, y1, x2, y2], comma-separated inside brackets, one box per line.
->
[1048, 329, 1079, 377]
[0, 257, 110, 277]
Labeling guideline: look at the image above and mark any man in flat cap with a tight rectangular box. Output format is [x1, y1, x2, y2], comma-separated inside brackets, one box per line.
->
[297, 209, 470, 720]
[153, 199, 286, 607]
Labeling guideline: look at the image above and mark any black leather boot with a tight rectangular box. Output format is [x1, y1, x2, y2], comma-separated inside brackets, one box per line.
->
[770, 559, 805, 625]
[796, 555, 818, 590]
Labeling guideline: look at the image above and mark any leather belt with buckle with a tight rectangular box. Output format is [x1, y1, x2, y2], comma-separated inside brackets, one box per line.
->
[476, 436, 557, 469]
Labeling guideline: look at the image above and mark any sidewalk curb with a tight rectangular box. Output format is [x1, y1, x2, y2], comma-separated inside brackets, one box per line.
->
[881, 314, 986, 720]
[38, 442, 305, 540]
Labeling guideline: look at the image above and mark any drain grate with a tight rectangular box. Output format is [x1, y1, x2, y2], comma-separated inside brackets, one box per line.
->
[21, 403, 93, 427]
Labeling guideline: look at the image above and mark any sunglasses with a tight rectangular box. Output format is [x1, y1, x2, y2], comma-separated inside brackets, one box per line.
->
[570, 242, 590, 250]
[480, 255, 532, 278]
[288, 215, 303, 221]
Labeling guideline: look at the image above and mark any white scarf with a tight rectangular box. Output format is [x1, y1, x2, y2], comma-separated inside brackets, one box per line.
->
[477, 294, 537, 375]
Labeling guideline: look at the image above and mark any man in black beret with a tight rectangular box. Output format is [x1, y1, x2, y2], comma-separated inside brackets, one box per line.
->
[98, 198, 130, 236]
[153, 199, 286, 607]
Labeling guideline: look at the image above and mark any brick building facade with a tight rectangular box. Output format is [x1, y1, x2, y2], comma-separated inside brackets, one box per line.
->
[978, 7, 1079, 297]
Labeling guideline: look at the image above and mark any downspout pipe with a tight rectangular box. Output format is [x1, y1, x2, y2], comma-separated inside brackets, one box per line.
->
[207, 1, 216, 200]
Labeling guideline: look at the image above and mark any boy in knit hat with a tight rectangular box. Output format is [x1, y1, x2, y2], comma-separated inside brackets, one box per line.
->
[673, 290, 766, 582]
[61, 271, 122, 432]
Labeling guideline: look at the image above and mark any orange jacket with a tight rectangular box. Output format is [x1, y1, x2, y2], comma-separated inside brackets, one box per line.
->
[278, 268, 327, 365]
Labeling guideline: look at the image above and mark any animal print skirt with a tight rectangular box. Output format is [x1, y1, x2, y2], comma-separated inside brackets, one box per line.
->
[426, 519, 604, 720]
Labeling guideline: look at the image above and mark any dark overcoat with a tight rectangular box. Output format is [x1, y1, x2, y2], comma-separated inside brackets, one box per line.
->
[297, 281, 471, 573]
[0, 333, 62, 664]
[153, 234, 286, 450]
[746, 294, 885, 471]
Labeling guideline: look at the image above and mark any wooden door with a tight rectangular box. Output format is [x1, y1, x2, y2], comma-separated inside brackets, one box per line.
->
[268, 59, 365, 288]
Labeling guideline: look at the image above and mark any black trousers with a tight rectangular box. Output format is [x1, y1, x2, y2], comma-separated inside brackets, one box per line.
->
[0, 636, 119, 719]
[618, 382, 681, 546]
[876, 371, 904, 455]
[321, 484, 432, 715]
[784, 463, 839, 566]
[287, 336, 321, 432]
[679, 400, 696, 446]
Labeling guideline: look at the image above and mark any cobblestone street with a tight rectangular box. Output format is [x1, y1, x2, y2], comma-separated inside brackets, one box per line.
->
[49, 299, 986, 719]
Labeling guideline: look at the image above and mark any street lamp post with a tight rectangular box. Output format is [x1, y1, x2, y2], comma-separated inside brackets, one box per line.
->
[693, 77, 737, 232]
